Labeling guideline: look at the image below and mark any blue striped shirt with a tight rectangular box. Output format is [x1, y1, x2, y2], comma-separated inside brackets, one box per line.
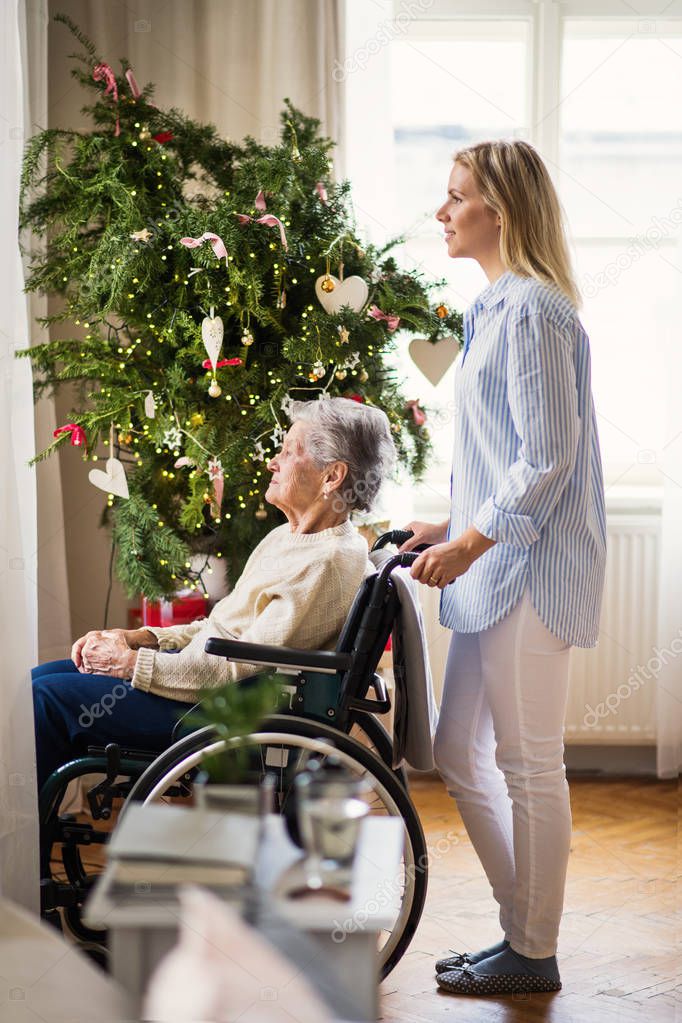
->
[439, 270, 607, 648]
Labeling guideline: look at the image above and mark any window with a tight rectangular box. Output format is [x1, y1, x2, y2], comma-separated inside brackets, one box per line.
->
[559, 18, 682, 489]
[342, 2, 682, 515]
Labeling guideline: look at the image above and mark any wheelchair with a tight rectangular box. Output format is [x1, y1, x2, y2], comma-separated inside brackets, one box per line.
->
[38, 529, 429, 978]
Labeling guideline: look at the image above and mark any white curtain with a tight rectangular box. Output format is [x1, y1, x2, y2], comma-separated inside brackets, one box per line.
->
[0, 0, 42, 911]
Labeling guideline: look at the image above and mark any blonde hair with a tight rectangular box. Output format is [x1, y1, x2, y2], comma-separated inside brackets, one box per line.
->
[453, 140, 581, 308]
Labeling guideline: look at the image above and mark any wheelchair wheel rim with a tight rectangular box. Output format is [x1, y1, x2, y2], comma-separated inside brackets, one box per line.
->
[138, 731, 417, 972]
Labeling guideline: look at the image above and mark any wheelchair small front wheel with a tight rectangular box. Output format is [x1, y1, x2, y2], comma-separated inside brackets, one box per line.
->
[124, 716, 428, 978]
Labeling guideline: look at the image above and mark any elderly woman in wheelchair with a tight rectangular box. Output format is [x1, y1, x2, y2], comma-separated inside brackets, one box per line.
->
[33, 397, 392, 791]
[33, 396, 432, 977]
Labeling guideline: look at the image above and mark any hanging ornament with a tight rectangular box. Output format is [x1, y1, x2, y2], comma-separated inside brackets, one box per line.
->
[208, 379, 222, 398]
[125, 68, 142, 99]
[314, 181, 328, 205]
[207, 457, 224, 519]
[144, 391, 156, 418]
[130, 228, 152, 243]
[406, 400, 427, 427]
[358, 369, 369, 383]
[368, 304, 401, 332]
[53, 422, 87, 449]
[162, 426, 182, 449]
[315, 274, 368, 315]
[201, 306, 224, 371]
[89, 424, 129, 499]
[92, 62, 120, 136]
[337, 326, 350, 345]
[241, 330, 254, 347]
[255, 501, 268, 521]
[280, 394, 296, 417]
[190, 413, 205, 428]
[276, 290, 287, 310]
[408, 337, 459, 386]
[139, 125, 151, 140]
[253, 441, 268, 462]
[335, 369, 347, 380]
[436, 304, 449, 319]
[270, 423, 285, 447]
[312, 360, 326, 380]
[180, 232, 229, 266]
[118, 430, 133, 446]
[234, 212, 289, 252]
[291, 142, 301, 162]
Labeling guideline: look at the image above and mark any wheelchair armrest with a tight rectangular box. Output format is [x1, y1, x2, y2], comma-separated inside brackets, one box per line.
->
[204, 637, 352, 676]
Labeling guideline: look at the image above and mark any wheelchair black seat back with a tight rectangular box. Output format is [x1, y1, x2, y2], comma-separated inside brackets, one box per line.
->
[38, 529, 430, 978]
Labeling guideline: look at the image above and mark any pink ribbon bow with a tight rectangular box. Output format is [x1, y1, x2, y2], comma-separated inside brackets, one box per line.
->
[202, 357, 243, 369]
[315, 181, 328, 204]
[54, 423, 87, 449]
[368, 304, 401, 332]
[406, 400, 427, 427]
[179, 232, 229, 265]
[93, 63, 120, 136]
[254, 190, 267, 211]
[234, 213, 288, 252]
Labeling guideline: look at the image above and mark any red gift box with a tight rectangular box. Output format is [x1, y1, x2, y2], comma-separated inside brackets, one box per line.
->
[128, 593, 211, 630]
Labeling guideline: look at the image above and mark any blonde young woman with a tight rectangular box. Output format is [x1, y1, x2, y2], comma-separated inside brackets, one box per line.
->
[401, 141, 606, 996]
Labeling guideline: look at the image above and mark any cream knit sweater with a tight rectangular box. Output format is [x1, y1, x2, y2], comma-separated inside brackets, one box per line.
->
[132, 519, 371, 702]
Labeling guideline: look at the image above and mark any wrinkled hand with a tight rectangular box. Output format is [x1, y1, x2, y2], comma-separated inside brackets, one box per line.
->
[79, 630, 137, 679]
[71, 628, 122, 669]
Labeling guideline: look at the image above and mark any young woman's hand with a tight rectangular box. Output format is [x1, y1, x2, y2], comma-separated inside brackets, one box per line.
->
[398, 519, 449, 552]
[410, 526, 497, 589]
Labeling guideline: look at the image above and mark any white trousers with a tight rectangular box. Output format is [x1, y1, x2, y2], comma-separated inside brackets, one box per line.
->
[433, 586, 572, 958]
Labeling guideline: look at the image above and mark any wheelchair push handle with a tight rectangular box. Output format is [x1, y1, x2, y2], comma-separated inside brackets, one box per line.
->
[371, 529, 429, 556]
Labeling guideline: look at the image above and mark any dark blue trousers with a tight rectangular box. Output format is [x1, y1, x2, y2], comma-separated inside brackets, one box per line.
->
[32, 659, 191, 792]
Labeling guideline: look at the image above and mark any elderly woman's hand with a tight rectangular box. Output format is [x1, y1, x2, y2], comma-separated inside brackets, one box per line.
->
[71, 628, 125, 669]
[80, 630, 138, 679]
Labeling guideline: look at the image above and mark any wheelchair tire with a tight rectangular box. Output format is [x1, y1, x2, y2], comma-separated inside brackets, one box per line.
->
[124, 715, 428, 979]
[348, 710, 408, 789]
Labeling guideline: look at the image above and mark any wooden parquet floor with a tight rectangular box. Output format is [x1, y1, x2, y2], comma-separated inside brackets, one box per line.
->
[380, 775, 680, 1022]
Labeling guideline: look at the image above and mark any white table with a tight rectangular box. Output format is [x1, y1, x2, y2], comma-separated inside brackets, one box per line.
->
[0, 897, 132, 1022]
[84, 806, 403, 1020]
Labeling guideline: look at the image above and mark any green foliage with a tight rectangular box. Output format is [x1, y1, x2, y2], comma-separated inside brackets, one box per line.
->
[191, 674, 286, 783]
[20, 17, 463, 599]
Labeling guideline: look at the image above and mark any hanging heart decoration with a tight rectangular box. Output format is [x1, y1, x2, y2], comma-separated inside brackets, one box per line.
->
[314, 274, 368, 315]
[89, 457, 129, 499]
[201, 307, 224, 371]
[408, 337, 460, 387]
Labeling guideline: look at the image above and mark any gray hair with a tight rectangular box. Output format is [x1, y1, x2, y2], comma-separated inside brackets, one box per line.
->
[289, 397, 396, 513]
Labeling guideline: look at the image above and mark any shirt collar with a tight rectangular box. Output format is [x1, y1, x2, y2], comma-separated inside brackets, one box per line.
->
[475, 270, 518, 312]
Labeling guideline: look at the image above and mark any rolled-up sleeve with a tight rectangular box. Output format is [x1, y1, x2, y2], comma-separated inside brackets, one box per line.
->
[472, 312, 579, 548]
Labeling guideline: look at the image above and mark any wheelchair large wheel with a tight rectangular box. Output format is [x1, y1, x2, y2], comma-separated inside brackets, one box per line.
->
[124, 715, 427, 979]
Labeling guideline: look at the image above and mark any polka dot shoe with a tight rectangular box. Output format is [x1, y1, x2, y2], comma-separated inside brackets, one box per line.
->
[434, 952, 473, 974]
[436, 964, 562, 996]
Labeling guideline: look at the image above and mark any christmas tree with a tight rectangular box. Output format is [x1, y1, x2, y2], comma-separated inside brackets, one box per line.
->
[19, 16, 463, 601]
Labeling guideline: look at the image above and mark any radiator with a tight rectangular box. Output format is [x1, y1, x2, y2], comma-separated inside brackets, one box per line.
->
[418, 512, 661, 746]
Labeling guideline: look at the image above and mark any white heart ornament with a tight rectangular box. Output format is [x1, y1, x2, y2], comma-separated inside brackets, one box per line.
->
[315, 274, 368, 315]
[202, 312, 224, 371]
[89, 457, 129, 499]
[408, 337, 460, 387]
